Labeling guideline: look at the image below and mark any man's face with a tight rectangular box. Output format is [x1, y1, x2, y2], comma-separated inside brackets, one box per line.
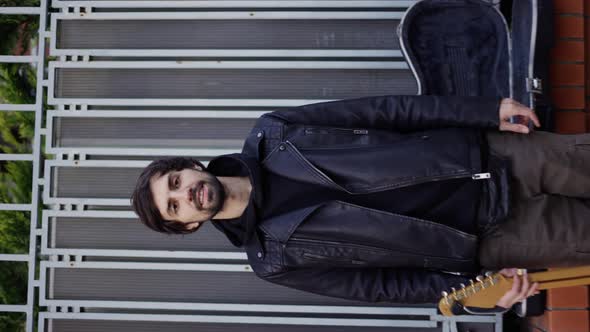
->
[149, 166, 225, 227]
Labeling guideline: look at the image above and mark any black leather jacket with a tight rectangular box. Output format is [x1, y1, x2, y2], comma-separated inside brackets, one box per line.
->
[240, 95, 509, 304]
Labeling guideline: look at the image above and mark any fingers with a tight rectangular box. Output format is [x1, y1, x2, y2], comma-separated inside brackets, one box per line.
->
[526, 282, 540, 298]
[517, 108, 541, 128]
[498, 98, 541, 129]
[512, 271, 522, 293]
[519, 274, 530, 301]
[499, 268, 517, 277]
[500, 122, 530, 134]
[496, 274, 521, 308]
[495, 269, 539, 308]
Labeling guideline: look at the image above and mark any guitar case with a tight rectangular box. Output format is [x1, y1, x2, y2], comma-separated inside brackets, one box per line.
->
[398, 0, 554, 130]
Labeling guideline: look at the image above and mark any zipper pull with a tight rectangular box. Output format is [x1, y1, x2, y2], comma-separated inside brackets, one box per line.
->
[353, 129, 368, 135]
[472, 173, 491, 180]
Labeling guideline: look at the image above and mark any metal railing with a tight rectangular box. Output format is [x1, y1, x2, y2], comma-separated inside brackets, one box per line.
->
[0, 3, 48, 332]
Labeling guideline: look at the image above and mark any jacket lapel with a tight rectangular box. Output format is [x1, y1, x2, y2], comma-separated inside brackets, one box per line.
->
[262, 141, 350, 193]
[259, 203, 323, 243]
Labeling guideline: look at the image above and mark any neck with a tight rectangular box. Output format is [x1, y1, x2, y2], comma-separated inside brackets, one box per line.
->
[212, 176, 252, 220]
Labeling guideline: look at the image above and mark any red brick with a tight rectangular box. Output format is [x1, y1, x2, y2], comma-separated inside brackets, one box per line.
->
[527, 313, 549, 332]
[555, 111, 587, 134]
[554, 2, 584, 14]
[547, 310, 589, 332]
[555, 16, 585, 38]
[547, 286, 590, 309]
[551, 40, 585, 62]
[586, 19, 590, 95]
[551, 87, 585, 109]
[550, 63, 585, 86]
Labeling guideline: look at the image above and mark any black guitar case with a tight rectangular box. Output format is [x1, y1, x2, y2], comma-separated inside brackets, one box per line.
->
[398, 0, 554, 130]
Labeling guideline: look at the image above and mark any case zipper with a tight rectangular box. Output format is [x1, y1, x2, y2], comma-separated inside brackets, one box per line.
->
[397, 0, 424, 94]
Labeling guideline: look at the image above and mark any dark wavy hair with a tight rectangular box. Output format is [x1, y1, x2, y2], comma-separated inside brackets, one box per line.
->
[131, 157, 206, 235]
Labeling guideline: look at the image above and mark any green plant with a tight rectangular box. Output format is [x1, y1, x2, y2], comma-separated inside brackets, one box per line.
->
[0, 5, 39, 56]
[0, 0, 40, 6]
[0, 64, 36, 153]
[0, 4, 40, 329]
[0, 312, 26, 332]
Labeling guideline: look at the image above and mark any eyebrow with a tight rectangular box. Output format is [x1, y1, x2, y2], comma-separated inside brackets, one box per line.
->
[166, 173, 174, 217]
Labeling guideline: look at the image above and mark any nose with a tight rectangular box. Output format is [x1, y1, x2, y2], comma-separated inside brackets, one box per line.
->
[170, 187, 192, 203]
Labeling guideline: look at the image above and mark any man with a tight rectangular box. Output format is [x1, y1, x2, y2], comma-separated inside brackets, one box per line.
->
[131, 95, 589, 313]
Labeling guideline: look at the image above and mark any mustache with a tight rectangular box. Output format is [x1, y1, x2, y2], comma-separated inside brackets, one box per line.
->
[191, 183, 201, 209]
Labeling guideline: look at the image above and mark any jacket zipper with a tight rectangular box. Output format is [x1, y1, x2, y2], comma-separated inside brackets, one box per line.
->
[290, 237, 396, 254]
[290, 236, 473, 261]
[301, 252, 367, 265]
[287, 141, 490, 192]
[472, 173, 491, 180]
[304, 128, 368, 135]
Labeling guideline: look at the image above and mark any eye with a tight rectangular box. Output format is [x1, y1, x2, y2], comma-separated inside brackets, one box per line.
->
[174, 176, 180, 188]
[173, 201, 179, 213]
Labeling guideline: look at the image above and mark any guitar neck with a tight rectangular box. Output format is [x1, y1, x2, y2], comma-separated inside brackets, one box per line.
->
[529, 266, 590, 290]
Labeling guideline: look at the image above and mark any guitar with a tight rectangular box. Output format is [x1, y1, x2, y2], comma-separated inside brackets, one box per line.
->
[438, 266, 590, 316]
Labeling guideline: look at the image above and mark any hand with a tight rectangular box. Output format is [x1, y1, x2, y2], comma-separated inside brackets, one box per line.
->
[498, 98, 541, 134]
[495, 268, 540, 309]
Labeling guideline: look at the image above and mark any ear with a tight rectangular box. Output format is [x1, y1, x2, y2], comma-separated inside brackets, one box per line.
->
[193, 164, 203, 171]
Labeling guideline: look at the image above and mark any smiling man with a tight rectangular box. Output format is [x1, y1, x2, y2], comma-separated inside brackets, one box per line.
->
[133, 157, 251, 234]
[131, 95, 590, 314]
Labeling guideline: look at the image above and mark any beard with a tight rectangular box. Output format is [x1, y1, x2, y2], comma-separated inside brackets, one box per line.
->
[192, 171, 225, 218]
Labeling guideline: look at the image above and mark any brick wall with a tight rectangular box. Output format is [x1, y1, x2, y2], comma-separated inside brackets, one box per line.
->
[552, 0, 587, 133]
[526, 1, 589, 331]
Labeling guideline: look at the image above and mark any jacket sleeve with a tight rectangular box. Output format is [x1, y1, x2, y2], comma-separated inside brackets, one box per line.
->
[264, 266, 471, 305]
[264, 267, 508, 315]
[266, 95, 501, 132]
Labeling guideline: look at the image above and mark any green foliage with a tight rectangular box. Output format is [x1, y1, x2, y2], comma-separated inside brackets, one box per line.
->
[0, 261, 27, 302]
[0, 312, 25, 332]
[0, 63, 36, 104]
[0, 63, 36, 207]
[0, 0, 40, 5]
[0, 12, 38, 56]
[0, 158, 32, 255]
[0, 7, 39, 330]
[0, 65, 35, 318]
[0, 64, 36, 154]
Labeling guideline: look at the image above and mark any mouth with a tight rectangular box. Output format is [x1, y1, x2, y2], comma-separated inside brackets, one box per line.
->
[195, 182, 207, 209]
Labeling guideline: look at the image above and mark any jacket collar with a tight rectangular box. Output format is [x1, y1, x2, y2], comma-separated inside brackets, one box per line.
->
[208, 153, 263, 247]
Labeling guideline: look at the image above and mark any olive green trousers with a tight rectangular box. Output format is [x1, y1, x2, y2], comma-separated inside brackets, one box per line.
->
[479, 131, 590, 269]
